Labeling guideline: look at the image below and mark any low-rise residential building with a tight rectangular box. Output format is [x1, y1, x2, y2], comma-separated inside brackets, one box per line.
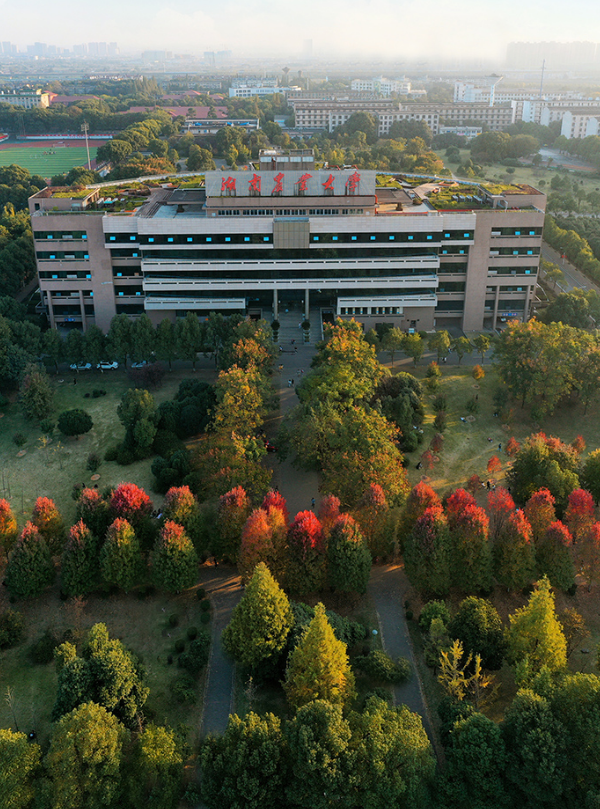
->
[0, 90, 50, 108]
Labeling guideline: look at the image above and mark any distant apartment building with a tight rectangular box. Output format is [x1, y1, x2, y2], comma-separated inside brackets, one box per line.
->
[28, 155, 546, 334]
[290, 98, 516, 135]
[182, 117, 260, 135]
[228, 80, 299, 98]
[351, 77, 412, 96]
[0, 90, 50, 108]
[560, 109, 600, 139]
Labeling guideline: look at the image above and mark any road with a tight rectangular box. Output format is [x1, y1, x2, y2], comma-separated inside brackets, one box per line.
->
[541, 241, 600, 295]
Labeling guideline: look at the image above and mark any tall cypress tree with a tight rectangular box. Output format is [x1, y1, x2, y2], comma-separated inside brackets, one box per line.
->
[101, 519, 144, 592]
[61, 520, 98, 597]
[5, 522, 55, 599]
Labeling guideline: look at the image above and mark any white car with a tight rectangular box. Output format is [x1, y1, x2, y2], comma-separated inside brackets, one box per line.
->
[97, 360, 119, 370]
[69, 362, 92, 371]
[130, 360, 148, 369]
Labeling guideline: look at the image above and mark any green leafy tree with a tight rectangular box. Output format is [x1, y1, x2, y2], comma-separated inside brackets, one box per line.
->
[284, 603, 355, 710]
[101, 518, 143, 592]
[200, 712, 285, 809]
[502, 689, 566, 806]
[174, 312, 202, 370]
[449, 597, 506, 670]
[447, 501, 493, 594]
[350, 696, 435, 809]
[46, 702, 126, 809]
[5, 522, 55, 599]
[151, 521, 198, 593]
[443, 713, 508, 809]
[327, 513, 371, 594]
[131, 313, 155, 363]
[19, 364, 53, 421]
[57, 408, 93, 438]
[215, 486, 251, 562]
[53, 623, 149, 727]
[61, 520, 98, 597]
[285, 700, 353, 809]
[451, 336, 473, 364]
[0, 728, 41, 809]
[155, 318, 177, 370]
[507, 576, 567, 682]
[402, 332, 425, 366]
[64, 328, 84, 365]
[581, 449, 600, 504]
[473, 333, 491, 362]
[536, 520, 575, 592]
[128, 724, 184, 809]
[82, 325, 105, 366]
[428, 329, 451, 361]
[43, 327, 63, 373]
[380, 327, 404, 367]
[106, 313, 132, 366]
[223, 562, 292, 672]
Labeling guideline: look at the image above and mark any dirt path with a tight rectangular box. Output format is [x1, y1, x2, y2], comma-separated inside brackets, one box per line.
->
[198, 565, 242, 736]
[368, 564, 437, 750]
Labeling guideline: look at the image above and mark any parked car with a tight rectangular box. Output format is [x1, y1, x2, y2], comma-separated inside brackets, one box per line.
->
[69, 362, 92, 371]
[96, 361, 119, 370]
[130, 360, 148, 369]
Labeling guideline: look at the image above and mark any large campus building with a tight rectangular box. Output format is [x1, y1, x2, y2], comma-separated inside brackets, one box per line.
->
[28, 155, 546, 335]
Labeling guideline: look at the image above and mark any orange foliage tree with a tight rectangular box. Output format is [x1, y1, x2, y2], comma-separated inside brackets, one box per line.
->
[564, 488, 595, 542]
[524, 488, 557, 545]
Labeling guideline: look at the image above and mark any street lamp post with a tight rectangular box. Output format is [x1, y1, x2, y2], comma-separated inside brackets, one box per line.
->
[81, 122, 91, 171]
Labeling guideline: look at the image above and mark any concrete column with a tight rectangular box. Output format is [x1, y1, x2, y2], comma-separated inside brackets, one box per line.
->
[304, 288, 310, 320]
[273, 288, 278, 320]
[492, 286, 500, 328]
[524, 284, 533, 322]
[46, 291, 55, 329]
[79, 290, 87, 332]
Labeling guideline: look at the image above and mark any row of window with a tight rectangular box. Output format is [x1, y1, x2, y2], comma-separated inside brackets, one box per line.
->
[490, 227, 542, 237]
[37, 251, 89, 261]
[106, 230, 474, 246]
[491, 247, 540, 256]
[143, 267, 438, 281]
[148, 287, 436, 300]
[40, 271, 92, 280]
[109, 247, 439, 260]
[34, 231, 87, 241]
[107, 233, 274, 245]
[340, 306, 402, 315]
[216, 208, 366, 216]
[488, 266, 536, 275]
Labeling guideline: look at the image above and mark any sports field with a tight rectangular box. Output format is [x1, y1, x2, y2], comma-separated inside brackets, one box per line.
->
[0, 142, 100, 177]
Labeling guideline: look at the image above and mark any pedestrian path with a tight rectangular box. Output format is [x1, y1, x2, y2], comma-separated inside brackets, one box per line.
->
[368, 564, 437, 750]
[198, 565, 242, 736]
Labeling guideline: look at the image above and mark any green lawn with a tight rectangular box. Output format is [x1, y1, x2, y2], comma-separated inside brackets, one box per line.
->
[0, 144, 98, 176]
[0, 366, 217, 529]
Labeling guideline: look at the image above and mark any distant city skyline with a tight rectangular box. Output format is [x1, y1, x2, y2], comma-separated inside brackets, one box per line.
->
[0, 0, 599, 62]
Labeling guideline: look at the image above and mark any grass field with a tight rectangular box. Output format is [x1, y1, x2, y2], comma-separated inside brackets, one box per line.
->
[0, 362, 218, 529]
[0, 144, 98, 177]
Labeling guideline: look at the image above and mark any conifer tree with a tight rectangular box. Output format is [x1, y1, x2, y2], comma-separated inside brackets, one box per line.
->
[151, 520, 198, 593]
[507, 576, 567, 681]
[101, 518, 144, 592]
[327, 514, 371, 594]
[5, 521, 55, 599]
[354, 484, 392, 557]
[75, 488, 110, 539]
[238, 507, 286, 583]
[61, 520, 98, 597]
[163, 485, 199, 526]
[284, 603, 355, 709]
[215, 486, 251, 562]
[0, 498, 18, 559]
[128, 724, 184, 809]
[448, 503, 493, 593]
[223, 562, 292, 671]
[286, 510, 327, 594]
[402, 482, 442, 534]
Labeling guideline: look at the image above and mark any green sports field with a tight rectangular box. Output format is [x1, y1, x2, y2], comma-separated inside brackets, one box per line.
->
[0, 143, 98, 177]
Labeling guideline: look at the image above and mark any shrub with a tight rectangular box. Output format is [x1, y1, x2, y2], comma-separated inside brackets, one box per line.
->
[196, 587, 206, 600]
[30, 628, 59, 664]
[104, 445, 119, 462]
[200, 613, 210, 625]
[57, 409, 93, 438]
[178, 632, 211, 676]
[419, 600, 450, 633]
[200, 599, 211, 612]
[86, 453, 101, 472]
[355, 650, 411, 683]
[40, 418, 55, 435]
[174, 639, 185, 654]
[187, 626, 198, 640]
[401, 431, 419, 453]
[169, 614, 179, 627]
[0, 609, 26, 649]
[153, 429, 184, 459]
[91, 389, 107, 398]
[172, 673, 197, 704]
[116, 444, 137, 466]
[13, 433, 26, 447]
[466, 397, 480, 414]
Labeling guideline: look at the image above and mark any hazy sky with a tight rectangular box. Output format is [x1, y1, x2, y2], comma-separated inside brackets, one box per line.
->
[2, 0, 600, 60]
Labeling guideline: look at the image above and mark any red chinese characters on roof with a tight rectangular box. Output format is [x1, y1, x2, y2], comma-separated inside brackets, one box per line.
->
[322, 174, 335, 191]
[272, 172, 284, 195]
[221, 176, 236, 193]
[345, 171, 361, 194]
[296, 173, 312, 192]
[249, 173, 261, 194]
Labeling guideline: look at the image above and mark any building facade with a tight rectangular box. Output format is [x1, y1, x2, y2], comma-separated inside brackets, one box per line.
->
[0, 90, 49, 108]
[351, 77, 412, 96]
[29, 164, 545, 335]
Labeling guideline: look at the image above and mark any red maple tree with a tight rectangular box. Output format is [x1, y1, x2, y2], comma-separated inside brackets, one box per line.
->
[487, 487, 515, 541]
[163, 486, 197, 524]
[318, 494, 342, 536]
[565, 488, 595, 541]
[466, 474, 483, 495]
[571, 435, 586, 454]
[445, 488, 477, 528]
[0, 498, 18, 557]
[523, 488, 557, 544]
[261, 490, 290, 526]
[505, 437, 520, 457]
[487, 456, 502, 475]
[404, 481, 442, 531]
[287, 510, 326, 558]
[31, 496, 65, 553]
[110, 483, 152, 521]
